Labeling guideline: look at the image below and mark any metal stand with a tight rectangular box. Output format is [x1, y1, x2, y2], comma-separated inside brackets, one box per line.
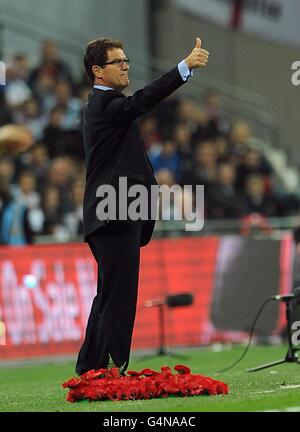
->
[248, 298, 300, 372]
[137, 303, 187, 360]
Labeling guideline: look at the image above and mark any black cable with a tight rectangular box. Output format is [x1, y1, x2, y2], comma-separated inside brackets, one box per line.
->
[217, 297, 273, 373]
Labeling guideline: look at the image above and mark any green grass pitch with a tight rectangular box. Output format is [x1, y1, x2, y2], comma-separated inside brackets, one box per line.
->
[0, 345, 300, 412]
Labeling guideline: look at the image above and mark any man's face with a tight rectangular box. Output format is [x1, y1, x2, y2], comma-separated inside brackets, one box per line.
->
[98, 48, 130, 91]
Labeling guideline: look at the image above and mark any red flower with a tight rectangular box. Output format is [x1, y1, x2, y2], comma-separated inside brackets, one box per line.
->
[163, 378, 180, 394]
[62, 365, 229, 402]
[80, 369, 99, 380]
[160, 366, 172, 375]
[127, 370, 142, 377]
[140, 368, 157, 376]
[174, 364, 191, 374]
[94, 368, 107, 377]
[62, 377, 81, 389]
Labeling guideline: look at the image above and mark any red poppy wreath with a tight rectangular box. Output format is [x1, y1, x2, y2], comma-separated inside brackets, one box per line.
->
[62, 365, 229, 402]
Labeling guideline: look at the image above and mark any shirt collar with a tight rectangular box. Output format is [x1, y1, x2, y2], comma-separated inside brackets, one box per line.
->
[93, 85, 114, 91]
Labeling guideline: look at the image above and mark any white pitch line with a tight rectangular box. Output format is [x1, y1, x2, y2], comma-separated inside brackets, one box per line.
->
[279, 384, 300, 389]
[251, 384, 300, 395]
[259, 407, 300, 412]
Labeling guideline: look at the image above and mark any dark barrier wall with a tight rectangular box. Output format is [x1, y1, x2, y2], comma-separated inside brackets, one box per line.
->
[212, 237, 282, 335]
[0, 234, 293, 360]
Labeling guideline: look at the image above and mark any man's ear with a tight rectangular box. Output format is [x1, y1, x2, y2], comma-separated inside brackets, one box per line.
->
[92, 65, 103, 79]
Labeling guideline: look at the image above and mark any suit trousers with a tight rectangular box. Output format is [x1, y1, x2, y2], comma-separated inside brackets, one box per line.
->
[75, 219, 145, 375]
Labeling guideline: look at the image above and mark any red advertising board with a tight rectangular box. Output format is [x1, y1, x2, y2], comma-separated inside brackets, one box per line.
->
[0, 235, 293, 360]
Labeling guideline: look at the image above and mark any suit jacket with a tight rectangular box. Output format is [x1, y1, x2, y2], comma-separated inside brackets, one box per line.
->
[83, 66, 187, 245]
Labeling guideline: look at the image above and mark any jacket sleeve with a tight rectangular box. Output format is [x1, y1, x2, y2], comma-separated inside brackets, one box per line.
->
[101, 66, 186, 125]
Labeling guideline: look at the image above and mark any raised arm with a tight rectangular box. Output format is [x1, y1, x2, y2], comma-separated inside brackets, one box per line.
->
[101, 37, 209, 125]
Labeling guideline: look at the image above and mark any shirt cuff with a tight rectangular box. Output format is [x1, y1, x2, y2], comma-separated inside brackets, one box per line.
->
[177, 60, 193, 82]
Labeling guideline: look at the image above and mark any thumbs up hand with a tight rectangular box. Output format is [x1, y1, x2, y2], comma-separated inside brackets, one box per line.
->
[184, 37, 209, 70]
[195, 37, 202, 49]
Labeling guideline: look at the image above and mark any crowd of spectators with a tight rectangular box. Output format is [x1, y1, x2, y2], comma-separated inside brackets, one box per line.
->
[0, 39, 299, 244]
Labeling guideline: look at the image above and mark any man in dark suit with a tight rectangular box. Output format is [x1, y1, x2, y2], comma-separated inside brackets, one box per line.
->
[76, 37, 209, 375]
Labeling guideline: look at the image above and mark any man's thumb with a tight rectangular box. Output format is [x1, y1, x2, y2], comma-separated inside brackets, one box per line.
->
[195, 37, 201, 49]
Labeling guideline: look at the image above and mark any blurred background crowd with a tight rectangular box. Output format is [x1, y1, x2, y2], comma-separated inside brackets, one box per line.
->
[0, 39, 299, 244]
